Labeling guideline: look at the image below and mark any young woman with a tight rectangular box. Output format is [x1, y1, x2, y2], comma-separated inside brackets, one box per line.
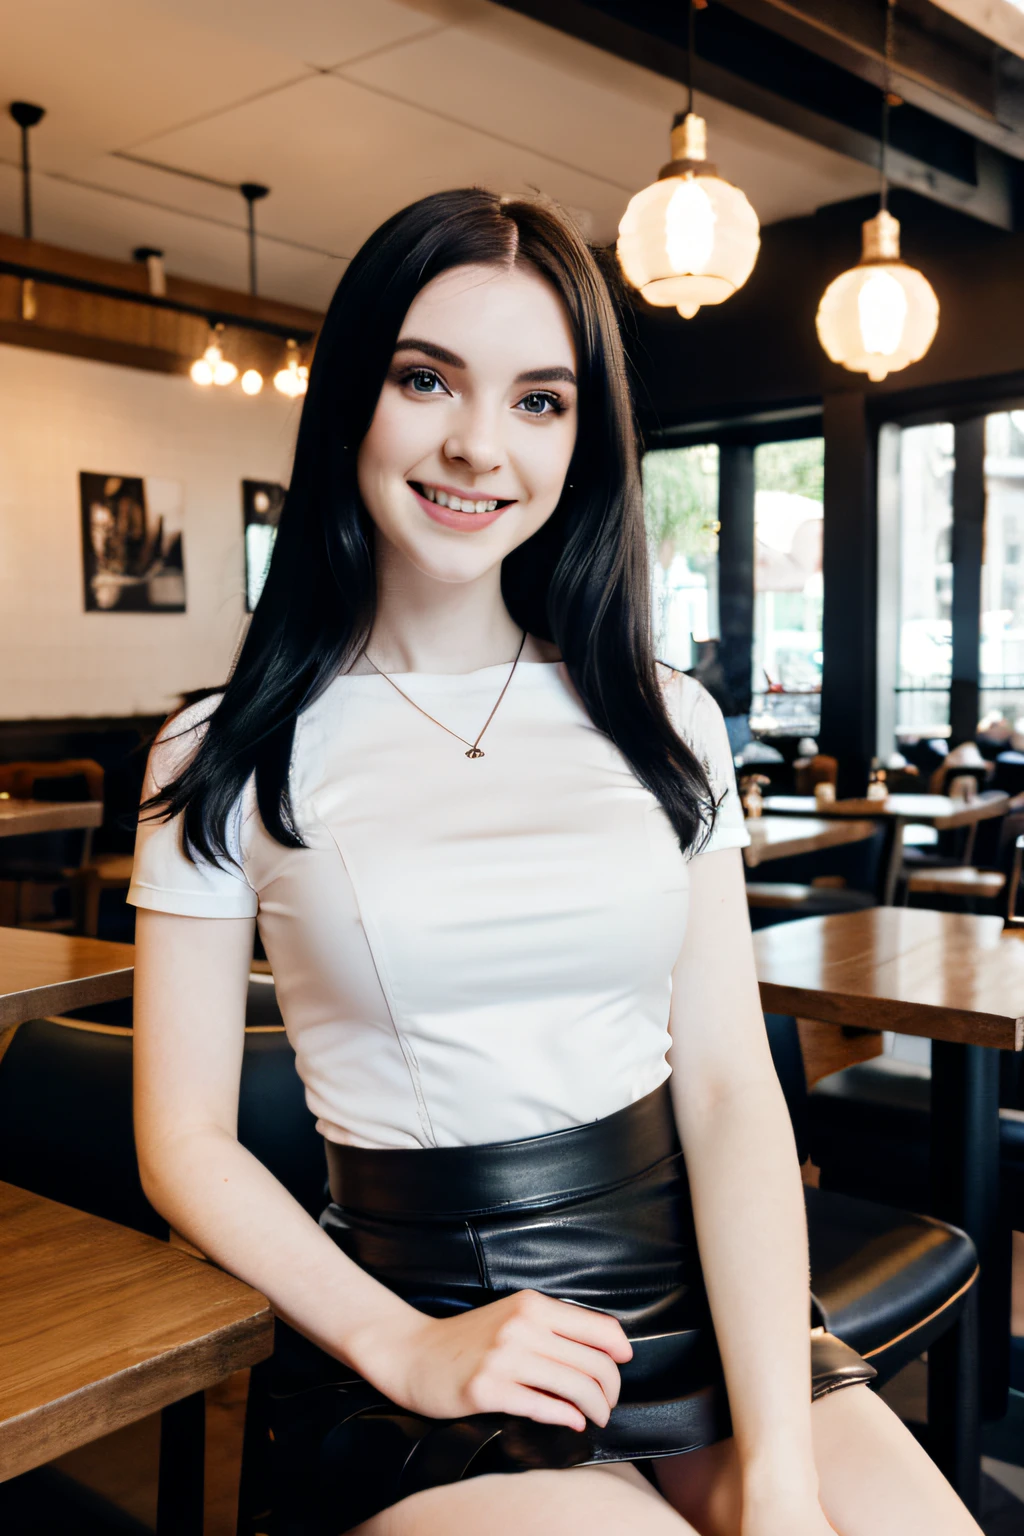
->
[129, 189, 981, 1536]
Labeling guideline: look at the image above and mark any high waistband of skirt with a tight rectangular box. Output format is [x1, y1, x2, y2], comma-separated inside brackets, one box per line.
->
[324, 1082, 680, 1219]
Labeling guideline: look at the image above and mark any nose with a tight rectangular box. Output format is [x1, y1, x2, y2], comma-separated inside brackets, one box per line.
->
[442, 395, 504, 478]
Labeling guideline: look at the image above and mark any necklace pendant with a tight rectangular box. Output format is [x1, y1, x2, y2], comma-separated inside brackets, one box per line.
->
[465, 746, 485, 759]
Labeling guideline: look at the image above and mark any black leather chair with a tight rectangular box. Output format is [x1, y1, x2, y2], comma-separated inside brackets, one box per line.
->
[764, 1015, 980, 1502]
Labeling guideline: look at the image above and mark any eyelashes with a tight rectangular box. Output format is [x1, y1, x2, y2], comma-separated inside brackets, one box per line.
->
[393, 365, 569, 417]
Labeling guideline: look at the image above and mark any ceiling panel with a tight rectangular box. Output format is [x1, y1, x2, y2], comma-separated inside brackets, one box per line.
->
[343, 18, 879, 230]
[143, 0, 455, 72]
[130, 72, 632, 259]
[1, 0, 309, 171]
[0, 0, 886, 309]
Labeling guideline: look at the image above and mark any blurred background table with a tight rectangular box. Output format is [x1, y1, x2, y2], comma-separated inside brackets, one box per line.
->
[744, 814, 877, 868]
[0, 800, 103, 838]
[762, 792, 1010, 904]
[755, 907, 1022, 1421]
[0, 928, 133, 1028]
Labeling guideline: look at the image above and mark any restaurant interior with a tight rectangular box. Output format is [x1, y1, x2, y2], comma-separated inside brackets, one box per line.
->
[4, 0, 1024, 1531]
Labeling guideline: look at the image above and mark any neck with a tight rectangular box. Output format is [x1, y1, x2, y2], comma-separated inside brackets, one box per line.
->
[365, 538, 523, 675]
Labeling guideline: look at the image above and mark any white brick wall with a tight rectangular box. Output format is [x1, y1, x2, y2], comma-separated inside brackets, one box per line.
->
[0, 342, 300, 719]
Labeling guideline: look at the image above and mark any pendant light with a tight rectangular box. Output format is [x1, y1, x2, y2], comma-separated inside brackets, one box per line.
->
[190, 324, 238, 387]
[815, 0, 938, 382]
[616, 1, 760, 319]
[273, 338, 308, 398]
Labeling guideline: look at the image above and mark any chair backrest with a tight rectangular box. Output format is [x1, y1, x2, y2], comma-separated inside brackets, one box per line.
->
[762, 1013, 809, 1163]
[0, 758, 104, 801]
[0, 984, 327, 1237]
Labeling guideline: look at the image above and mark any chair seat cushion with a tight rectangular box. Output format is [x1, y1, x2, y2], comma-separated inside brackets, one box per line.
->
[806, 1185, 976, 1381]
[906, 866, 1005, 897]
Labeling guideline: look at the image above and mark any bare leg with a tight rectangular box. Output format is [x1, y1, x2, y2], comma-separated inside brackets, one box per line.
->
[655, 1385, 983, 1536]
[351, 1462, 694, 1536]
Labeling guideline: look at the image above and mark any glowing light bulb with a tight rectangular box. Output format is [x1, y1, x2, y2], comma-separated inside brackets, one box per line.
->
[190, 357, 214, 386]
[665, 178, 716, 277]
[209, 346, 237, 386]
[858, 269, 908, 358]
[273, 344, 308, 398]
[241, 368, 264, 396]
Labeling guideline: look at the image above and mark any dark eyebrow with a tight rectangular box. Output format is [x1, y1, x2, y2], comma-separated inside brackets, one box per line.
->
[393, 338, 465, 368]
[394, 339, 576, 388]
[514, 365, 576, 386]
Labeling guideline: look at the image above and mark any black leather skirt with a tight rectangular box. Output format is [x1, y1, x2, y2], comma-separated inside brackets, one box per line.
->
[267, 1083, 874, 1534]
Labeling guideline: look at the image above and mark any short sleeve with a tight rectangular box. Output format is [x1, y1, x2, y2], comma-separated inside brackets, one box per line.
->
[659, 667, 750, 858]
[126, 695, 259, 919]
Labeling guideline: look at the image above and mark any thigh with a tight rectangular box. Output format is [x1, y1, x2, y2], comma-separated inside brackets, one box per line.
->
[653, 1386, 983, 1536]
[350, 1462, 697, 1536]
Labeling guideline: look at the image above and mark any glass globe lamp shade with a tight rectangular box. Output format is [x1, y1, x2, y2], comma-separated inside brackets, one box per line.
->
[815, 211, 938, 382]
[241, 368, 264, 396]
[616, 114, 760, 319]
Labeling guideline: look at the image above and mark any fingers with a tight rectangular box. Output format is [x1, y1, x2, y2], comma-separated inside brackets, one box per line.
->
[541, 1335, 622, 1411]
[516, 1352, 617, 1427]
[542, 1294, 633, 1363]
[495, 1381, 589, 1433]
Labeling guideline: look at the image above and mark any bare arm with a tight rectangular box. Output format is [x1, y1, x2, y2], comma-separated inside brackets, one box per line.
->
[667, 848, 830, 1532]
[133, 907, 630, 1430]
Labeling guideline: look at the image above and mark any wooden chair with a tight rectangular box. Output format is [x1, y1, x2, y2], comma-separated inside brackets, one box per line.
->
[0, 759, 104, 930]
[903, 811, 1024, 916]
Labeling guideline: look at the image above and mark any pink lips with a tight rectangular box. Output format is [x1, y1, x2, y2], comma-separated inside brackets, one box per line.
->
[408, 483, 512, 532]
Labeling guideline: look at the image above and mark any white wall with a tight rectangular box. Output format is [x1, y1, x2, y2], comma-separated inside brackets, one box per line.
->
[0, 343, 301, 719]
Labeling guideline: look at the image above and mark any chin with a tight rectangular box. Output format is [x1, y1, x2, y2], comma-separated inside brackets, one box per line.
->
[402, 540, 508, 586]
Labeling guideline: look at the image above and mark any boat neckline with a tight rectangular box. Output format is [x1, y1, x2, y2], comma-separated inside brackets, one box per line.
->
[335, 658, 565, 683]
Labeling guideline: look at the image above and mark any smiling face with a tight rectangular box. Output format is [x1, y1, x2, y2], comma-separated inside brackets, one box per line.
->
[356, 261, 578, 587]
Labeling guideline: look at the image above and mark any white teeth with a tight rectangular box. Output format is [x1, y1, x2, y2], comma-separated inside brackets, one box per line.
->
[416, 484, 502, 514]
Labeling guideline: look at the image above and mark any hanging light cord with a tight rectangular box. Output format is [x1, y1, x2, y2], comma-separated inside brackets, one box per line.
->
[879, 0, 897, 212]
[686, 0, 695, 117]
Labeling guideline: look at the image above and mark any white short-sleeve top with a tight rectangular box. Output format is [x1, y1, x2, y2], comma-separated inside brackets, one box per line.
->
[128, 661, 749, 1150]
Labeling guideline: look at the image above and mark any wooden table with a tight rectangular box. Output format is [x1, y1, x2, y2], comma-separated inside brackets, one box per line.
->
[0, 927, 133, 1027]
[743, 815, 877, 868]
[755, 907, 1020, 1427]
[763, 792, 1010, 904]
[0, 798, 103, 837]
[0, 1181, 273, 1529]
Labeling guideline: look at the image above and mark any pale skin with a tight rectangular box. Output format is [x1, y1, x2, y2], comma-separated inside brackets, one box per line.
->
[134, 261, 982, 1535]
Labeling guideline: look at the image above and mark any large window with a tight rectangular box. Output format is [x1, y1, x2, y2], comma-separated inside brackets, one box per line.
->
[751, 439, 824, 737]
[980, 411, 1024, 731]
[642, 445, 719, 671]
[895, 422, 953, 737]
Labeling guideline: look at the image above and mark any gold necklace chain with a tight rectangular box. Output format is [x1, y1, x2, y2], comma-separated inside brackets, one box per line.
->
[360, 629, 528, 759]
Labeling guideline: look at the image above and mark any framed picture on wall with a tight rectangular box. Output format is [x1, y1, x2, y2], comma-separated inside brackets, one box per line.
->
[79, 472, 186, 612]
[242, 479, 285, 611]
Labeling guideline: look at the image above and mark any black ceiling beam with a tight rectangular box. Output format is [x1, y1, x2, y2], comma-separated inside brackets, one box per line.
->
[716, 0, 1024, 160]
[493, 0, 1020, 229]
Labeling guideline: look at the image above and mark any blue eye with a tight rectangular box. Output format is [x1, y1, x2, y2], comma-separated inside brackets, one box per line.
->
[407, 368, 444, 394]
[518, 391, 562, 416]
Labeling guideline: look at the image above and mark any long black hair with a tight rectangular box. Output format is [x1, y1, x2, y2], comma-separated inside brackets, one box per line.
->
[144, 188, 716, 859]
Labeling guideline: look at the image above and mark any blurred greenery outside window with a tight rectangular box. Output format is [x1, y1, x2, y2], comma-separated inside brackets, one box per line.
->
[752, 438, 824, 737]
[642, 444, 719, 672]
